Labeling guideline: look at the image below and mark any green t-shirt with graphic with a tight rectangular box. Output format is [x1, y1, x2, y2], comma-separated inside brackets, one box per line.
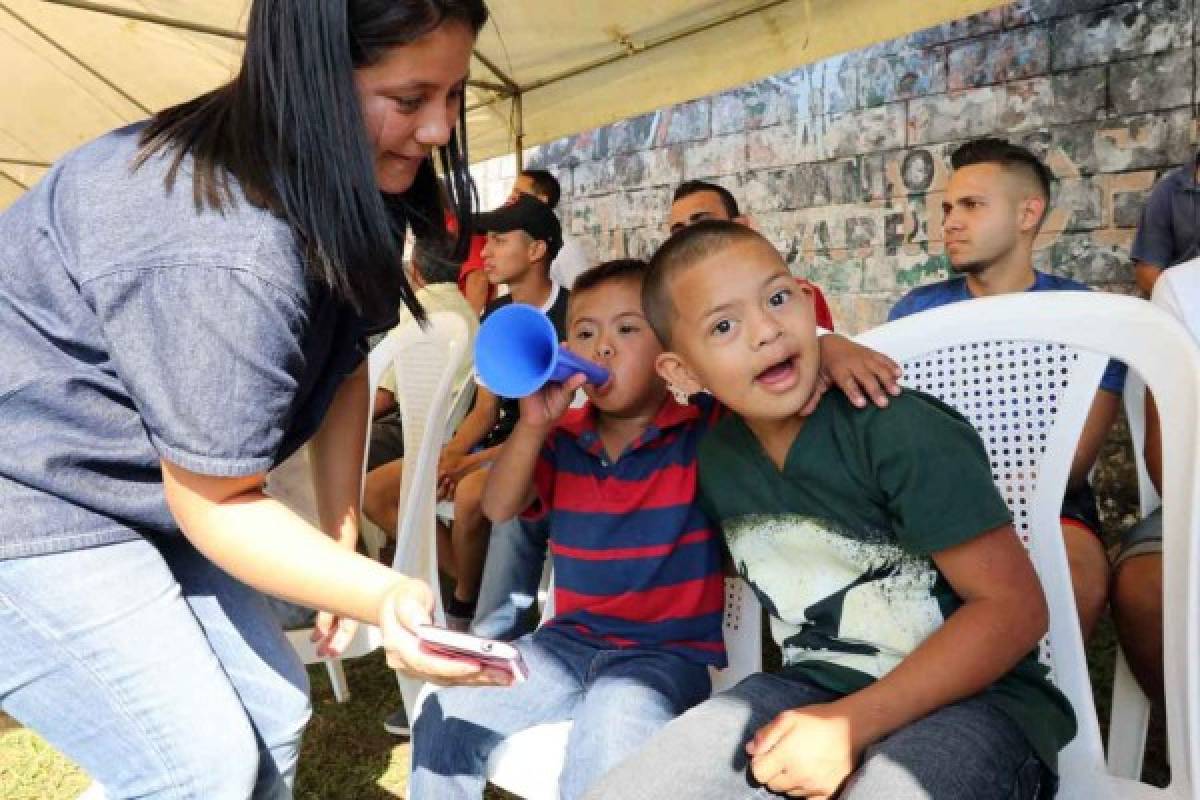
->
[698, 390, 1076, 772]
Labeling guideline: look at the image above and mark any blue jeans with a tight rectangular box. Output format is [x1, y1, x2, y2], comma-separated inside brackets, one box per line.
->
[410, 626, 712, 800]
[585, 671, 1055, 800]
[471, 516, 549, 640]
[0, 536, 311, 799]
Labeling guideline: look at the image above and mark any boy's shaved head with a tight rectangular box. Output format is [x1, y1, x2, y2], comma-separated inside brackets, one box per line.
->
[644, 220, 769, 346]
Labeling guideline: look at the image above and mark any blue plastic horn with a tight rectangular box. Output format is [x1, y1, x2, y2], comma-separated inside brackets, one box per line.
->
[475, 303, 610, 398]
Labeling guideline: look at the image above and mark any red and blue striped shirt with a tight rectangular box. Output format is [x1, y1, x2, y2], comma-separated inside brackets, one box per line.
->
[525, 394, 727, 667]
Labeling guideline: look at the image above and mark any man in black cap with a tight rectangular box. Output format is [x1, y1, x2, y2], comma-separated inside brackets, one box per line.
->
[375, 193, 570, 733]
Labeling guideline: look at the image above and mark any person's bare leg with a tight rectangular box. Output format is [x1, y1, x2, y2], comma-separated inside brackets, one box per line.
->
[1062, 523, 1110, 640]
[436, 520, 456, 581]
[1111, 553, 1164, 703]
[362, 459, 404, 537]
[451, 467, 491, 606]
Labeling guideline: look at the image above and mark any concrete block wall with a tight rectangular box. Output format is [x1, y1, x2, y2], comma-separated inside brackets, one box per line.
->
[477, 0, 1198, 334]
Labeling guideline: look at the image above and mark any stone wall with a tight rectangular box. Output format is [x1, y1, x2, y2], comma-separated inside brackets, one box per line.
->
[490, 0, 1197, 334]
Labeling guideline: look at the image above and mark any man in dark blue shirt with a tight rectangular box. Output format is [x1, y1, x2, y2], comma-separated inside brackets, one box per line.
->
[1132, 152, 1200, 296]
[890, 138, 1124, 641]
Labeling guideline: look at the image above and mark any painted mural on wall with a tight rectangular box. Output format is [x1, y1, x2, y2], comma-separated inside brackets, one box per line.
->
[509, 0, 1195, 333]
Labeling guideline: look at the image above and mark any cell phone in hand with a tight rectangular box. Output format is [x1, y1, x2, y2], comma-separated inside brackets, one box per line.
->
[416, 625, 529, 683]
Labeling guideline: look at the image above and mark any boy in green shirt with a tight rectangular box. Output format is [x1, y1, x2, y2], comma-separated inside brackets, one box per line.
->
[587, 221, 1074, 800]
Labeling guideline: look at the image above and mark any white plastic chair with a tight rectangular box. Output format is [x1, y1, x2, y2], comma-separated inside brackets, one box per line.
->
[1106, 368, 1158, 780]
[854, 291, 1200, 799]
[1109, 259, 1200, 780]
[286, 312, 470, 703]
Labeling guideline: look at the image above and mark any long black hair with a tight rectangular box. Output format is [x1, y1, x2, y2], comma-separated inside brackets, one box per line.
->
[136, 0, 488, 326]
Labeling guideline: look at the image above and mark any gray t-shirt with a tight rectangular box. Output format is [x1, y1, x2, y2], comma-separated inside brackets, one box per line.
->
[0, 123, 382, 559]
[1132, 155, 1200, 270]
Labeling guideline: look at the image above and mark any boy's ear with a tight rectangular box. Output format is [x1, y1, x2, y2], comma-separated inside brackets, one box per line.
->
[656, 351, 705, 396]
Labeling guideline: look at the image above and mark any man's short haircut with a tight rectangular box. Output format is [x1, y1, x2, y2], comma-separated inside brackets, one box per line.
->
[411, 236, 460, 285]
[672, 180, 740, 219]
[951, 138, 1054, 208]
[643, 220, 766, 345]
[521, 169, 561, 209]
[571, 258, 647, 297]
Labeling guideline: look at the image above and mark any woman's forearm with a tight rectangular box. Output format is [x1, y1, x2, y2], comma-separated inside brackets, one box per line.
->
[163, 462, 407, 625]
[309, 363, 369, 550]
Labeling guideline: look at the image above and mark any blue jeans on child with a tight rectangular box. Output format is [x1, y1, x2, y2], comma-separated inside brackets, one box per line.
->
[0, 535, 311, 799]
[471, 516, 549, 640]
[410, 625, 712, 800]
[585, 670, 1056, 800]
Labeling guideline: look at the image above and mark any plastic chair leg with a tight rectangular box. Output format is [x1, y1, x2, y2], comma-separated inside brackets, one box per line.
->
[1106, 648, 1151, 780]
[327, 659, 350, 703]
[360, 517, 387, 562]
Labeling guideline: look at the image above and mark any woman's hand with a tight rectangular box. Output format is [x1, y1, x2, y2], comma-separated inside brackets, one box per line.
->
[378, 578, 512, 687]
[312, 612, 360, 658]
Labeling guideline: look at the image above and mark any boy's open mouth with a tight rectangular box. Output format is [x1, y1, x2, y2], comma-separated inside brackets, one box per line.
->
[754, 357, 798, 391]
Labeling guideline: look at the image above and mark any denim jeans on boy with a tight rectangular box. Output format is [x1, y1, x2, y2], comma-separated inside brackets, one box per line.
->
[0, 535, 311, 799]
[585, 670, 1057, 800]
[471, 516, 549, 640]
[410, 625, 711, 800]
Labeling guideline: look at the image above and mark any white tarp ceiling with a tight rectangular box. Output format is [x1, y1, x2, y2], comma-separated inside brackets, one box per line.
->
[1, 0, 1007, 210]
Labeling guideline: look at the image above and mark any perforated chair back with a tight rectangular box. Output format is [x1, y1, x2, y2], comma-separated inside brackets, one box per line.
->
[857, 291, 1200, 799]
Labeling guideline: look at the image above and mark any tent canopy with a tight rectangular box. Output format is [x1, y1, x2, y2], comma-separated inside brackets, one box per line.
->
[1, 0, 1006, 209]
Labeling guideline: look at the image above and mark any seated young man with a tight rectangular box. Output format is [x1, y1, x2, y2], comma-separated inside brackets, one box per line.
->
[889, 138, 1124, 640]
[589, 221, 1075, 800]
[1107, 259, 1200, 705]
[409, 260, 726, 800]
[362, 194, 567, 631]
[362, 237, 480, 476]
